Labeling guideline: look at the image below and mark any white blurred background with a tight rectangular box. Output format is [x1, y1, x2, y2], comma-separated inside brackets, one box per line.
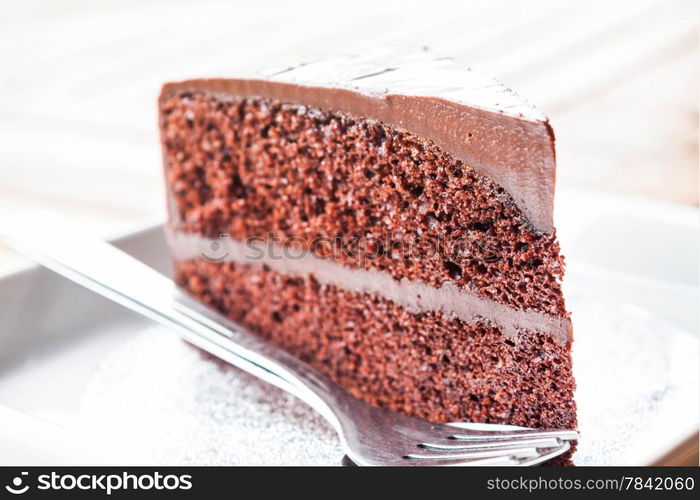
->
[0, 0, 697, 273]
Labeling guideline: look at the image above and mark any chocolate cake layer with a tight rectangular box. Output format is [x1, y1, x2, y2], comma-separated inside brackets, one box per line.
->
[160, 93, 567, 317]
[175, 258, 577, 431]
[160, 51, 557, 233]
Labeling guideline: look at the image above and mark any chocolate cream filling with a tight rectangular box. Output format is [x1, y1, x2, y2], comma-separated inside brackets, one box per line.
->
[168, 229, 572, 344]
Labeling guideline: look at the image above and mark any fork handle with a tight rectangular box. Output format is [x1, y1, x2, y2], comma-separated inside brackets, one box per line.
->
[1, 213, 344, 431]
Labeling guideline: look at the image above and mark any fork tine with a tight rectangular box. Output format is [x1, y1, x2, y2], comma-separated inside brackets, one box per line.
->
[419, 437, 562, 450]
[405, 442, 571, 467]
[449, 428, 579, 442]
[405, 445, 540, 461]
[405, 455, 523, 466]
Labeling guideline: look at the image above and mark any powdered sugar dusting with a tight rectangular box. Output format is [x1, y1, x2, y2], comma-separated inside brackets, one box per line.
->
[80, 331, 342, 465]
[570, 294, 699, 465]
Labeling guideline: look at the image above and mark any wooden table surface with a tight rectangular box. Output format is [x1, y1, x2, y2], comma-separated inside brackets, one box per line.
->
[0, 0, 697, 273]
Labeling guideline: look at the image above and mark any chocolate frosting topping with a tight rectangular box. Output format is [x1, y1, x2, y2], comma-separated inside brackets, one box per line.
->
[160, 50, 557, 233]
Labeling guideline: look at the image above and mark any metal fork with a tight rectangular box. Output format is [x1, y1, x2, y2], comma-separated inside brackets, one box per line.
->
[1, 214, 578, 466]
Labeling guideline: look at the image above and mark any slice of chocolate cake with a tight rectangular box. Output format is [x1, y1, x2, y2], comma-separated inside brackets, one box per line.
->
[159, 51, 577, 463]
